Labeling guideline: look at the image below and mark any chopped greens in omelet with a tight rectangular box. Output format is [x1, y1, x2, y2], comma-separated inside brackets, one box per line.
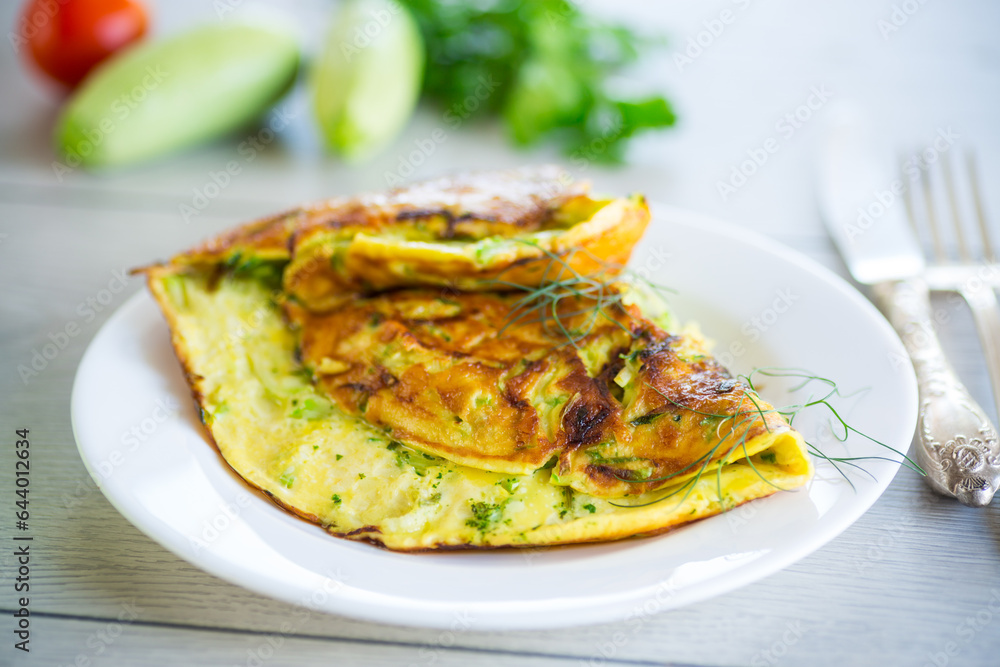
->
[139, 167, 812, 551]
[143, 268, 811, 550]
[286, 281, 808, 501]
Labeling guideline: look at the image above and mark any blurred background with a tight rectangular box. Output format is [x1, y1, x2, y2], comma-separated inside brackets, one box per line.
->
[5, 0, 999, 402]
[2, 0, 997, 236]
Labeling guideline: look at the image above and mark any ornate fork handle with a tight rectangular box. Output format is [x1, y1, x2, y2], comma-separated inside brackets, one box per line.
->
[873, 278, 1000, 507]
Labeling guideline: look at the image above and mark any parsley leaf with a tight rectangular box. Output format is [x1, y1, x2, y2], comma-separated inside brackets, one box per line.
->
[401, 0, 674, 160]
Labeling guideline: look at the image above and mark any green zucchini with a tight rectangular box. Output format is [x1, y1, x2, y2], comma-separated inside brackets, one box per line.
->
[55, 23, 300, 168]
[311, 0, 424, 160]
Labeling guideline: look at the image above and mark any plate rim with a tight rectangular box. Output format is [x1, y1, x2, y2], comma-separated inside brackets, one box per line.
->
[70, 205, 918, 630]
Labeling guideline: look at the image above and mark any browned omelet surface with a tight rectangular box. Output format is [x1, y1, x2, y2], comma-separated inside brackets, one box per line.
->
[169, 165, 650, 311]
[139, 167, 813, 551]
[288, 285, 795, 499]
[181, 165, 588, 264]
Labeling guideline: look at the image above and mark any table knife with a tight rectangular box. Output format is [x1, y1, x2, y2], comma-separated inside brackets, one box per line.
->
[818, 110, 1000, 507]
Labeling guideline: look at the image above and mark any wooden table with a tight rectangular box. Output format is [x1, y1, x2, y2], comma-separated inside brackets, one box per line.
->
[3, 1, 999, 665]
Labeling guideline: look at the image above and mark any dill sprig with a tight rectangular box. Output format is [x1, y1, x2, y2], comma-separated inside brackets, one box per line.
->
[745, 367, 923, 480]
[610, 369, 924, 510]
[484, 246, 922, 511]
[489, 240, 673, 349]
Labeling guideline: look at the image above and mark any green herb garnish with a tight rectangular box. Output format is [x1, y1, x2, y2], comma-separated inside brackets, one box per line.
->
[402, 0, 675, 160]
[629, 412, 661, 427]
[466, 500, 506, 532]
[499, 478, 521, 494]
[289, 397, 333, 420]
[608, 369, 925, 510]
[487, 239, 674, 351]
[224, 252, 285, 291]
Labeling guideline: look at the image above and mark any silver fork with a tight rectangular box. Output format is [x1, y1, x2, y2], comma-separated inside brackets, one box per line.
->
[907, 153, 1000, 421]
[900, 152, 1000, 504]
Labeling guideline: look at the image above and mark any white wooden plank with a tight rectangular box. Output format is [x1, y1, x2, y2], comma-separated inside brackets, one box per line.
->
[10, 615, 655, 667]
[2, 0, 1000, 663]
[2, 199, 999, 666]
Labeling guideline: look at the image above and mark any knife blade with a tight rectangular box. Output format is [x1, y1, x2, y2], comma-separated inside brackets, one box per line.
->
[817, 106, 1000, 507]
[818, 108, 925, 285]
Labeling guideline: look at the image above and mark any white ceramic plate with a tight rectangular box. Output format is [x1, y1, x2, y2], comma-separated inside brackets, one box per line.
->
[71, 206, 917, 630]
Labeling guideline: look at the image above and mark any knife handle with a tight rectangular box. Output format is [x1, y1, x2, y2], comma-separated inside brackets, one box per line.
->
[958, 282, 1000, 429]
[872, 278, 1000, 507]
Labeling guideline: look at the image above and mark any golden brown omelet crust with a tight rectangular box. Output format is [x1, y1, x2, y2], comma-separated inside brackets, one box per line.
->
[289, 286, 793, 499]
[285, 194, 649, 306]
[289, 289, 617, 472]
[174, 165, 588, 264]
[153, 166, 649, 313]
[136, 168, 812, 552]
[292, 165, 589, 239]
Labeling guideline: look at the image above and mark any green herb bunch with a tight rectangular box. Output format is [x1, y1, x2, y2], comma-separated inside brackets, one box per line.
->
[401, 0, 676, 161]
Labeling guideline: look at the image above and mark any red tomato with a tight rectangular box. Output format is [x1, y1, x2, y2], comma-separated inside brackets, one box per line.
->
[17, 0, 149, 89]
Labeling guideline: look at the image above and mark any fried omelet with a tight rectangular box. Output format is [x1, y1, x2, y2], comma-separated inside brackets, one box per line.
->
[141, 168, 812, 551]
[171, 165, 650, 310]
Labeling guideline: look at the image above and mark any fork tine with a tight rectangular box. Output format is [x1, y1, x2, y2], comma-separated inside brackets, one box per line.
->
[966, 151, 997, 263]
[901, 154, 920, 237]
[920, 162, 948, 262]
[941, 153, 971, 262]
